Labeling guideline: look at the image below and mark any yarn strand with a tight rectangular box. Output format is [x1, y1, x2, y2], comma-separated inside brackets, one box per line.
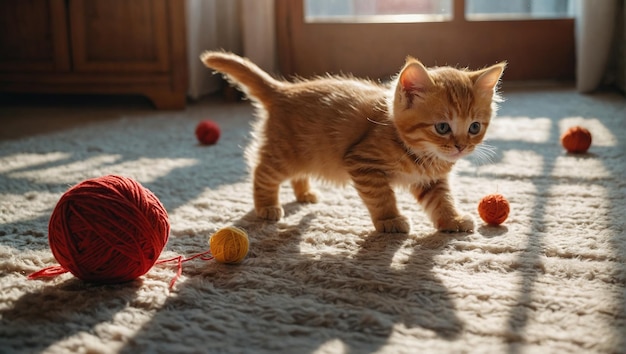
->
[155, 249, 213, 289]
[28, 249, 215, 289]
[28, 265, 69, 279]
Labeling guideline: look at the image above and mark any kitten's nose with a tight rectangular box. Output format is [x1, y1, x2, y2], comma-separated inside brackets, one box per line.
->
[455, 144, 466, 152]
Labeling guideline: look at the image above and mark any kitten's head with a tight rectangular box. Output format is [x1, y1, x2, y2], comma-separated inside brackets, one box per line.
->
[390, 57, 505, 163]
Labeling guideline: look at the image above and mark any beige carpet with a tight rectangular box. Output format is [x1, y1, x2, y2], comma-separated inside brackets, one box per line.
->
[0, 87, 625, 353]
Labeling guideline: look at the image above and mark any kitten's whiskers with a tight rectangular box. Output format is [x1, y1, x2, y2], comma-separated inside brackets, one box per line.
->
[471, 143, 497, 166]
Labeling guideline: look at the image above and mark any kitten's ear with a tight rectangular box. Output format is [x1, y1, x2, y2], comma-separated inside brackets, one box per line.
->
[399, 58, 434, 99]
[473, 62, 506, 96]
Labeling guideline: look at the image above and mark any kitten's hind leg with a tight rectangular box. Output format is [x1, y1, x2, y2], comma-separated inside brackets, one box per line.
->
[291, 177, 319, 203]
[253, 164, 285, 221]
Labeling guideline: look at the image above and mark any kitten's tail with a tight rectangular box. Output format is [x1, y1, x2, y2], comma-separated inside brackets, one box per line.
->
[200, 51, 282, 103]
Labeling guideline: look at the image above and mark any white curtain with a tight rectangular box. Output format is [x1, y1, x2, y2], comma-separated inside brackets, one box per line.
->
[574, 0, 621, 93]
[186, 0, 276, 100]
[240, 0, 278, 75]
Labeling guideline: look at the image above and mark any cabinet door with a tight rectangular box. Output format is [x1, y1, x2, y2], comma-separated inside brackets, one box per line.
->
[69, 0, 169, 73]
[0, 0, 70, 72]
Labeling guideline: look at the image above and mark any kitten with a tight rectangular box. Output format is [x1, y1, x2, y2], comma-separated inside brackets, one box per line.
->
[201, 51, 505, 233]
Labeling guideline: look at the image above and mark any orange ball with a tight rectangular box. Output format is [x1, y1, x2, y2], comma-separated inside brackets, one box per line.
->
[478, 194, 510, 225]
[561, 126, 591, 153]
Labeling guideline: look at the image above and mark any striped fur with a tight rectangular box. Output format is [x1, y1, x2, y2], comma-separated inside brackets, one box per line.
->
[201, 52, 505, 233]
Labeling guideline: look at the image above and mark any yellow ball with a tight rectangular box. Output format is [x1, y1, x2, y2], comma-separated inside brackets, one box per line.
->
[209, 226, 249, 264]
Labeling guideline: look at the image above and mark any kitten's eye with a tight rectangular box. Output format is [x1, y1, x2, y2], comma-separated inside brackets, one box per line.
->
[469, 122, 481, 135]
[435, 122, 451, 135]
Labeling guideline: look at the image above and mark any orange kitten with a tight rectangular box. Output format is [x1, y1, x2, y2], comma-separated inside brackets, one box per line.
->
[201, 51, 505, 233]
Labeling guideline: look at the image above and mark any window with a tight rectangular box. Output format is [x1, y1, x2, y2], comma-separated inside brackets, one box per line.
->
[305, 0, 452, 23]
[466, 0, 572, 20]
[304, 0, 571, 22]
[276, 0, 575, 82]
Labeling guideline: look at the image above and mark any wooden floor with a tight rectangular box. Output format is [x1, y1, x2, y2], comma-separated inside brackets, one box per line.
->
[0, 93, 166, 141]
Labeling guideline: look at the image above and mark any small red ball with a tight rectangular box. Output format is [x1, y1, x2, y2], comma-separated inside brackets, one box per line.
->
[478, 194, 510, 225]
[561, 126, 591, 153]
[195, 120, 221, 145]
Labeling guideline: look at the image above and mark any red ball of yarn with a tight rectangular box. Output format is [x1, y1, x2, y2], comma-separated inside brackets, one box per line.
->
[195, 120, 221, 145]
[48, 175, 170, 283]
[478, 194, 510, 225]
[561, 126, 592, 153]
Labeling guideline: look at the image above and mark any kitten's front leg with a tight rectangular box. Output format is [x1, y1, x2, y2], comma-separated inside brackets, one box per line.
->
[350, 171, 410, 233]
[411, 180, 474, 232]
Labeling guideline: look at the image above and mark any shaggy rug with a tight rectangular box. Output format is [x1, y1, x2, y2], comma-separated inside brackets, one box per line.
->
[0, 87, 625, 354]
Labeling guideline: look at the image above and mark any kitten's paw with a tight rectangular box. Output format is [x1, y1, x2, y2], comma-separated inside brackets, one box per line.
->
[375, 216, 411, 234]
[436, 214, 474, 233]
[256, 206, 284, 221]
[296, 190, 319, 204]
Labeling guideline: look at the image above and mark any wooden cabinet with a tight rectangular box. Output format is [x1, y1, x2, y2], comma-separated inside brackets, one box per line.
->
[0, 0, 188, 109]
[0, 0, 70, 72]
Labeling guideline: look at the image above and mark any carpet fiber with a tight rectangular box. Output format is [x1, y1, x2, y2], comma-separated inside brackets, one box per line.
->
[1, 87, 625, 353]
